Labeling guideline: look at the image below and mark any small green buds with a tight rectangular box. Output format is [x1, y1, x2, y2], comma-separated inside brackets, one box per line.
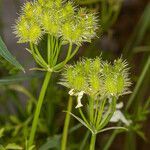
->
[14, 0, 98, 45]
[60, 57, 131, 98]
[14, 16, 42, 43]
[103, 58, 131, 96]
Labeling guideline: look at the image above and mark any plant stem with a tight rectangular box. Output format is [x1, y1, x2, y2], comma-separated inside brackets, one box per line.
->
[89, 97, 94, 123]
[80, 131, 90, 150]
[126, 56, 150, 110]
[96, 98, 106, 129]
[79, 108, 91, 127]
[47, 34, 51, 64]
[61, 96, 73, 150]
[103, 130, 119, 150]
[98, 97, 116, 130]
[90, 134, 96, 150]
[30, 43, 45, 68]
[28, 71, 51, 147]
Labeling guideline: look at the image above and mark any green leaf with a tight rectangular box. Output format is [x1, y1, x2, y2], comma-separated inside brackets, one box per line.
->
[123, 3, 150, 58]
[5, 143, 23, 150]
[133, 46, 150, 53]
[64, 111, 94, 134]
[39, 123, 82, 150]
[79, 131, 90, 150]
[28, 145, 35, 150]
[10, 115, 20, 124]
[0, 73, 43, 85]
[68, 123, 82, 133]
[0, 145, 6, 150]
[136, 130, 147, 141]
[98, 126, 128, 134]
[0, 36, 25, 72]
[39, 135, 61, 150]
[0, 128, 4, 138]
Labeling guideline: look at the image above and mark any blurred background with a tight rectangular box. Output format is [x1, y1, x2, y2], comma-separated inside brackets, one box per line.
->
[0, 0, 150, 150]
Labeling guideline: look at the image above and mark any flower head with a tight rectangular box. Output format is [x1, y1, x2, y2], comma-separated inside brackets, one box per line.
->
[60, 57, 131, 100]
[14, 0, 98, 45]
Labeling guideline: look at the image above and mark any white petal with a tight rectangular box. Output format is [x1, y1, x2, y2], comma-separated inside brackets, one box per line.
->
[75, 91, 84, 109]
[68, 89, 74, 96]
[110, 110, 121, 122]
[116, 102, 123, 109]
[110, 110, 131, 126]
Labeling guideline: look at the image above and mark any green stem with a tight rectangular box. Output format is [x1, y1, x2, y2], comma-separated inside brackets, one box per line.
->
[69, 45, 80, 59]
[101, 0, 107, 22]
[61, 96, 73, 150]
[34, 44, 48, 67]
[53, 38, 61, 66]
[80, 131, 90, 150]
[124, 131, 136, 150]
[47, 34, 51, 64]
[79, 108, 91, 127]
[96, 98, 106, 129]
[30, 43, 45, 68]
[126, 56, 150, 110]
[64, 43, 73, 64]
[90, 134, 96, 150]
[50, 35, 54, 66]
[109, 3, 122, 28]
[28, 72, 51, 147]
[53, 43, 73, 71]
[93, 99, 99, 125]
[89, 97, 94, 124]
[103, 130, 119, 150]
[98, 97, 116, 130]
[53, 44, 80, 72]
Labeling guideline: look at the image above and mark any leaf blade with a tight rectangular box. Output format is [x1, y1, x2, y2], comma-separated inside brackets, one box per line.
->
[0, 36, 25, 72]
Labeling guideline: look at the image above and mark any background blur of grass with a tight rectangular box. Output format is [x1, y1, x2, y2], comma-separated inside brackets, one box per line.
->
[0, 0, 149, 149]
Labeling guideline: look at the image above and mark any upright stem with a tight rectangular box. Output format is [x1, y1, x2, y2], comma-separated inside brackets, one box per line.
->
[61, 96, 73, 150]
[126, 56, 150, 110]
[90, 134, 96, 150]
[28, 72, 52, 147]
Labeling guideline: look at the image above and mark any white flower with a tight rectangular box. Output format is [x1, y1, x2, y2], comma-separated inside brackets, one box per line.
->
[68, 89, 84, 108]
[75, 91, 84, 108]
[110, 102, 132, 126]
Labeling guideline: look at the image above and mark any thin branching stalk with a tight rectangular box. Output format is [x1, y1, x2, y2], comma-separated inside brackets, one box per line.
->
[47, 34, 51, 64]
